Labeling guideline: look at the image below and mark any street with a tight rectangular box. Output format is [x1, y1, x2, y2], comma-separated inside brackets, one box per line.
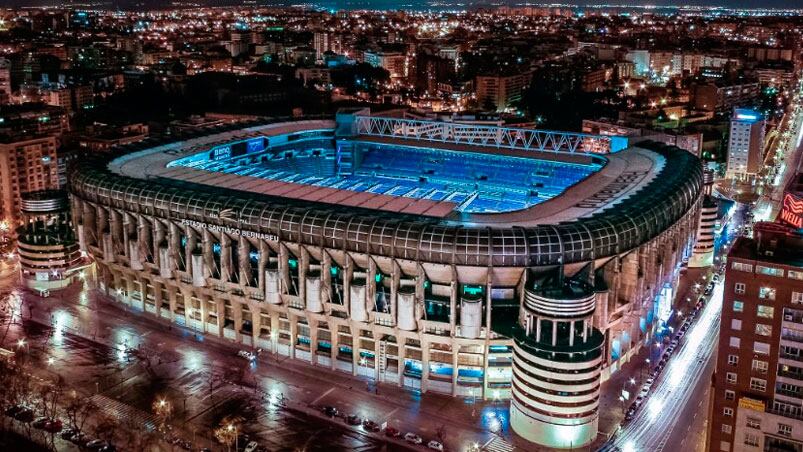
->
[0, 260, 508, 452]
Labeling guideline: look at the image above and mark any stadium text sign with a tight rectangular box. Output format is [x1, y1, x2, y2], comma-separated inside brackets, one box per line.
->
[180, 219, 279, 242]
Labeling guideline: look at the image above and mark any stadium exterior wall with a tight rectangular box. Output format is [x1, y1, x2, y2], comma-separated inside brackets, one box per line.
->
[68, 117, 702, 449]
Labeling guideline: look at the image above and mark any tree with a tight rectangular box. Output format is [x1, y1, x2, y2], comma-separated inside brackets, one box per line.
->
[93, 414, 119, 444]
[64, 392, 97, 434]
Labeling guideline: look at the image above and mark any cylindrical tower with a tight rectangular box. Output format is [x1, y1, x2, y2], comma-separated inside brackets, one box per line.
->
[510, 273, 604, 449]
[16, 190, 88, 292]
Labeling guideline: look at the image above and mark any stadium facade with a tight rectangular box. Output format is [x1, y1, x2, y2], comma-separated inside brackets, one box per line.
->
[69, 110, 703, 448]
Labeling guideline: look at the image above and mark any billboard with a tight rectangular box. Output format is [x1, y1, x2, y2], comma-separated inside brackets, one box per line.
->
[780, 192, 803, 229]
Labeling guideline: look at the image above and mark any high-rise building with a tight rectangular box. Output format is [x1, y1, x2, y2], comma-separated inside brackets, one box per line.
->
[475, 72, 532, 112]
[726, 109, 766, 181]
[690, 169, 718, 268]
[0, 135, 59, 225]
[708, 167, 803, 452]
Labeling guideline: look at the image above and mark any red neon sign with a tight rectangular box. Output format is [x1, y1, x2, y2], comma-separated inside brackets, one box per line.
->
[781, 193, 803, 229]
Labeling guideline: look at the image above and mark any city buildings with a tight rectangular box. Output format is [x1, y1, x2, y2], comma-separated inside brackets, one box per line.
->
[475, 72, 532, 112]
[0, 134, 59, 225]
[709, 159, 803, 452]
[726, 109, 766, 182]
[16, 189, 88, 292]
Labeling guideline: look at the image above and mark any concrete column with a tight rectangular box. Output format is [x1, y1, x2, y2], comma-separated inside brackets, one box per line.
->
[221, 234, 232, 282]
[451, 345, 459, 396]
[421, 340, 430, 393]
[397, 340, 406, 387]
[331, 325, 339, 371]
[352, 328, 360, 376]
[289, 316, 297, 358]
[310, 322, 319, 366]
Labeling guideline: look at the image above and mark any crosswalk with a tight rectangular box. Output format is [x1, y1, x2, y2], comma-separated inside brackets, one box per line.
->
[483, 436, 515, 452]
[89, 394, 158, 431]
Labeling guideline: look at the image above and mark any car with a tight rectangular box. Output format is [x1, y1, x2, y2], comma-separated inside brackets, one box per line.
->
[345, 414, 361, 426]
[634, 395, 645, 406]
[13, 407, 34, 423]
[405, 432, 423, 444]
[363, 419, 380, 432]
[670, 339, 678, 347]
[322, 406, 338, 417]
[712, 274, 720, 282]
[32, 417, 49, 429]
[4, 405, 25, 418]
[85, 439, 110, 450]
[237, 350, 257, 361]
[428, 440, 444, 451]
[69, 432, 90, 445]
[384, 426, 401, 438]
[99, 445, 117, 452]
[61, 428, 79, 440]
[639, 386, 650, 397]
[645, 378, 654, 386]
[244, 441, 259, 452]
[624, 407, 637, 421]
[43, 418, 62, 433]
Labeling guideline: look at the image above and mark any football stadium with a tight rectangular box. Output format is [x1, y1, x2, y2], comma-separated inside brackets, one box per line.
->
[69, 109, 703, 448]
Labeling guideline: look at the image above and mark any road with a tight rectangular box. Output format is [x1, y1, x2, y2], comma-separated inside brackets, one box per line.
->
[0, 262, 506, 452]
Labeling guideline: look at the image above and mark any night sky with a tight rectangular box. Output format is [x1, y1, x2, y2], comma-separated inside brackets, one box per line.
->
[3, 0, 803, 10]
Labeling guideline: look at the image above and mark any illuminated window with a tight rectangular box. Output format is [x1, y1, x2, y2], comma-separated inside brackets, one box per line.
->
[734, 301, 744, 312]
[779, 424, 793, 437]
[726, 372, 737, 384]
[755, 324, 772, 336]
[789, 271, 803, 281]
[757, 305, 774, 318]
[751, 360, 768, 374]
[730, 337, 741, 348]
[759, 287, 776, 300]
[722, 424, 732, 435]
[746, 418, 761, 429]
[735, 283, 746, 295]
[732, 262, 753, 272]
[754, 342, 770, 354]
[793, 292, 803, 305]
[757, 266, 784, 277]
[731, 319, 742, 331]
[744, 432, 759, 447]
[750, 378, 767, 392]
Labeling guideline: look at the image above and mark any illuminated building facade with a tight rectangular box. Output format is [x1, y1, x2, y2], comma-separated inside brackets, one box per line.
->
[69, 112, 702, 449]
[726, 108, 766, 182]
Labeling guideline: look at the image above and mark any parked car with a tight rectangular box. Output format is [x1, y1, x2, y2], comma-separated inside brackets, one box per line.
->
[428, 440, 444, 451]
[42, 418, 62, 433]
[244, 441, 259, 452]
[32, 417, 49, 429]
[85, 439, 110, 450]
[68, 432, 91, 446]
[322, 406, 339, 417]
[625, 407, 637, 421]
[363, 419, 380, 432]
[384, 427, 401, 438]
[61, 428, 79, 440]
[645, 378, 654, 386]
[639, 386, 650, 397]
[237, 350, 257, 361]
[13, 407, 34, 423]
[404, 432, 423, 445]
[345, 414, 361, 426]
[99, 445, 117, 452]
[4, 405, 25, 418]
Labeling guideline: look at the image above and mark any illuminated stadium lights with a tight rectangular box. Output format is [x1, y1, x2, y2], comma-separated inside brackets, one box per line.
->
[69, 112, 703, 449]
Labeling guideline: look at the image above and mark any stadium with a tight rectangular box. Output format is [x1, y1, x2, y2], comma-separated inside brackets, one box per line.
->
[68, 109, 703, 448]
